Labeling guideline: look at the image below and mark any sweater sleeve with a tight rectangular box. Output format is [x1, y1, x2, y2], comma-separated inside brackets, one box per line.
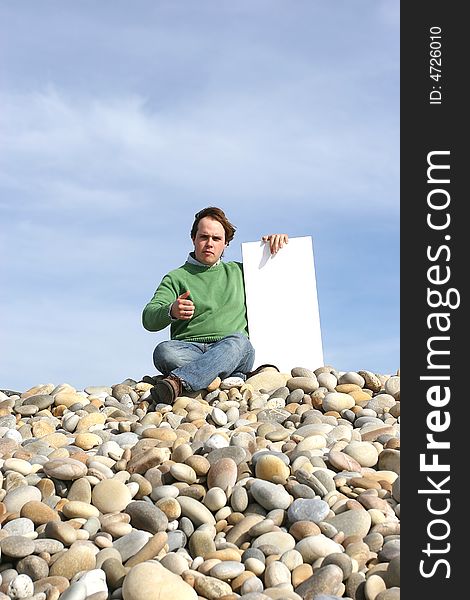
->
[142, 274, 178, 332]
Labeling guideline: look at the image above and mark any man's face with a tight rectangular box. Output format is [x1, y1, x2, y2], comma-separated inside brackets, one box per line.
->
[192, 216, 226, 266]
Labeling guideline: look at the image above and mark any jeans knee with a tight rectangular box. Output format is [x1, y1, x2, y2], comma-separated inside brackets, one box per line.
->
[153, 341, 174, 371]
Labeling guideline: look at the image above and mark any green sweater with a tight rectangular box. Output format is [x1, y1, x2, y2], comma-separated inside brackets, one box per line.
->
[142, 260, 249, 342]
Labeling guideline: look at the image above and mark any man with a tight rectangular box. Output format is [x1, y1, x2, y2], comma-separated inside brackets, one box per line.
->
[142, 206, 288, 404]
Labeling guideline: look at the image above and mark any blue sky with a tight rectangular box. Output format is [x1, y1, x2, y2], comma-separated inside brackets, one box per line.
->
[0, 0, 399, 392]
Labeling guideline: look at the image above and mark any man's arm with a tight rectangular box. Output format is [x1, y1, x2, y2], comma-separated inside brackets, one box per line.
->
[261, 233, 289, 254]
[142, 275, 179, 332]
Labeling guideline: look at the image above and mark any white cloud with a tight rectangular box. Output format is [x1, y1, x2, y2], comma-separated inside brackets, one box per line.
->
[1, 80, 398, 217]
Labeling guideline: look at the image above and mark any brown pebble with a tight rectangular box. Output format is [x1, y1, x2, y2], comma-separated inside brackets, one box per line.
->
[289, 521, 321, 541]
[33, 577, 70, 594]
[292, 563, 313, 587]
[21, 501, 61, 525]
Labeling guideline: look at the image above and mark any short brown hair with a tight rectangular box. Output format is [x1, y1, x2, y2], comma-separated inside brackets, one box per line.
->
[190, 207, 236, 245]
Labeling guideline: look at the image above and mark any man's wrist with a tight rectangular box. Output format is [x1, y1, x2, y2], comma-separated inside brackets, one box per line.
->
[168, 303, 177, 321]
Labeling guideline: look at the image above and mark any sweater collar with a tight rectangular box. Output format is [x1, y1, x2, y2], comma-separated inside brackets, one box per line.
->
[187, 252, 221, 268]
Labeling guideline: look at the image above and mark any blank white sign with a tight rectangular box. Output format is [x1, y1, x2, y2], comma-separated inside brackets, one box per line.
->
[241, 236, 324, 373]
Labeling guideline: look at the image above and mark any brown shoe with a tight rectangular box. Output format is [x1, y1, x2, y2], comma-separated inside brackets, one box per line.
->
[150, 374, 182, 404]
[246, 364, 280, 378]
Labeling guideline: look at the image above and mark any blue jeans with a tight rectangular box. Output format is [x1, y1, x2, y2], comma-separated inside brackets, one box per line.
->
[153, 333, 255, 392]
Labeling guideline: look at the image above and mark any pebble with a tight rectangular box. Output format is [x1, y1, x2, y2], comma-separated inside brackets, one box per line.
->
[287, 498, 330, 523]
[91, 479, 132, 513]
[7, 574, 35, 599]
[295, 564, 344, 598]
[0, 366, 399, 599]
[42, 458, 88, 480]
[49, 544, 97, 579]
[122, 561, 197, 599]
[327, 508, 372, 539]
[0, 536, 36, 558]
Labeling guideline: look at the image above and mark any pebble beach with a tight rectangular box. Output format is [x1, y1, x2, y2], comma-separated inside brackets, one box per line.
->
[0, 366, 400, 600]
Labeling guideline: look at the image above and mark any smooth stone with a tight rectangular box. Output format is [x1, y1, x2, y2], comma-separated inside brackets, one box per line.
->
[295, 534, 344, 562]
[170, 463, 197, 484]
[44, 521, 78, 546]
[327, 450, 362, 473]
[209, 560, 245, 580]
[378, 449, 400, 474]
[20, 501, 60, 525]
[167, 530, 187, 552]
[62, 501, 100, 519]
[226, 514, 265, 545]
[67, 478, 92, 503]
[72, 430, 103, 450]
[150, 484, 180, 501]
[295, 564, 344, 598]
[156, 497, 181, 520]
[3, 517, 35, 537]
[252, 532, 296, 554]
[177, 495, 216, 526]
[101, 558, 129, 590]
[49, 545, 97, 579]
[124, 500, 168, 533]
[322, 393, 355, 412]
[3, 486, 42, 513]
[125, 532, 169, 568]
[384, 376, 400, 398]
[33, 538, 64, 554]
[207, 458, 238, 492]
[194, 575, 232, 599]
[327, 509, 372, 539]
[92, 479, 132, 513]
[364, 574, 387, 600]
[386, 556, 400, 587]
[206, 446, 247, 465]
[227, 486, 247, 513]
[23, 394, 54, 409]
[264, 561, 291, 587]
[211, 407, 228, 426]
[379, 539, 400, 562]
[112, 530, 152, 562]
[287, 498, 330, 523]
[43, 458, 87, 480]
[366, 394, 396, 414]
[317, 373, 338, 391]
[255, 454, 290, 483]
[338, 372, 365, 387]
[392, 476, 400, 502]
[320, 552, 353, 580]
[0, 536, 36, 558]
[73, 569, 108, 596]
[343, 441, 379, 467]
[3, 458, 34, 476]
[294, 470, 328, 497]
[122, 562, 197, 600]
[292, 367, 316, 378]
[357, 371, 382, 392]
[160, 552, 190, 576]
[245, 371, 289, 393]
[188, 528, 216, 558]
[16, 555, 50, 581]
[250, 480, 291, 510]
[286, 377, 319, 393]
[203, 487, 227, 512]
[7, 574, 35, 599]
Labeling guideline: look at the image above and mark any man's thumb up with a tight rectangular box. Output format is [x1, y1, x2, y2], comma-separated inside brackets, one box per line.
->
[171, 290, 194, 320]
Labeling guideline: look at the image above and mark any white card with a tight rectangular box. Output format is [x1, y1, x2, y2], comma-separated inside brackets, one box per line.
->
[241, 236, 324, 374]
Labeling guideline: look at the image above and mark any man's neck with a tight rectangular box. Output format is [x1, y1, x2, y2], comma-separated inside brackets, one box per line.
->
[187, 252, 221, 267]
